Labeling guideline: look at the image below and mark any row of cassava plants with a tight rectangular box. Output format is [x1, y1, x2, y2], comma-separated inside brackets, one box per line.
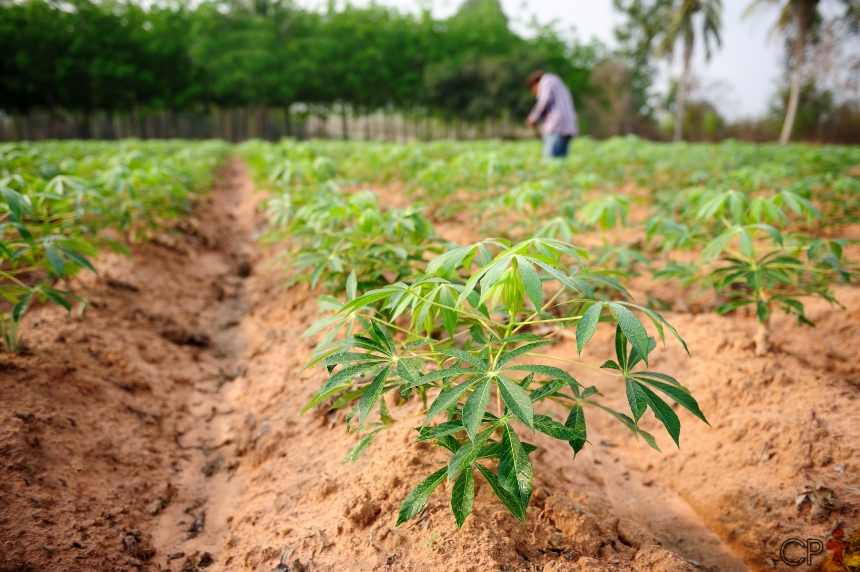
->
[644, 187, 857, 354]
[245, 138, 859, 356]
[242, 139, 709, 529]
[257, 138, 860, 226]
[349, 140, 859, 355]
[0, 140, 230, 351]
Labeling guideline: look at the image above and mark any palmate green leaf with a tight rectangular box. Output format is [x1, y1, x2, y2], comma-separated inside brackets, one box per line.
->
[102, 237, 130, 257]
[404, 338, 435, 351]
[534, 414, 585, 441]
[416, 420, 465, 442]
[638, 384, 682, 447]
[633, 376, 708, 424]
[504, 364, 579, 389]
[434, 289, 456, 337]
[44, 244, 65, 276]
[448, 427, 494, 479]
[43, 289, 73, 312]
[462, 379, 492, 440]
[409, 367, 478, 390]
[451, 467, 475, 529]
[495, 340, 555, 368]
[634, 371, 683, 388]
[339, 335, 389, 354]
[396, 357, 422, 384]
[343, 428, 383, 464]
[476, 441, 539, 460]
[457, 258, 506, 306]
[469, 324, 487, 345]
[436, 435, 462, 453]
[581, 386, 601, 399]
[12, 291, 34, 322]
[474, 463, 526, 523]
[588, 273, 631, 299]
[499, 333, 543, 343]
[58, 247, 97, 274]
[529, 379, 568, 402]
[0, 186, 28, 220]
[424, 379, 478, 425]
[531, 259, 589, 297]
[330, 387, 367, 410]
[627, 336, 656, 370]
[498, 423, 533, 508]
[438, 348, 487, 369]
[518, 372, 534, 389]
[625, 376, 648, 423]
[608, 303, 649, 366]
[396, 467, 448, 526]
[515, 255, 543, 309]
[322, 352, 386, 366]
[304, 362, 379, 412]
[346, 270, 357, 300]
[638, 430, 662, 453]
[477, 261, 512, 308]
[358, 365, 392, 426]
[565, 404, 587, 456]
[496, 375, 534, 431]
[426, 244, 475, 278]
[576, 302, 602, 355]
[339, 288, 398, 314]
[371, 322, 396, 354]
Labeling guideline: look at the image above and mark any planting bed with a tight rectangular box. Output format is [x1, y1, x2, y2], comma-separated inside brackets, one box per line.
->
[1, 141, 859, 572]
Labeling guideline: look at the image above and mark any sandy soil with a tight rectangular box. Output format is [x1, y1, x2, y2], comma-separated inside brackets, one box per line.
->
[1, 162, 858, 572]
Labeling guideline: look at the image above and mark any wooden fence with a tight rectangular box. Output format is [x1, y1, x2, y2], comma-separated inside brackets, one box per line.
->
[0, 107, 533, 142]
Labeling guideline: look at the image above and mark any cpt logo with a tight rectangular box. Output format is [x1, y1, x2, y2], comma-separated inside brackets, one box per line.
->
[779, 528, 855, 569]
[780, 538, 825, 566]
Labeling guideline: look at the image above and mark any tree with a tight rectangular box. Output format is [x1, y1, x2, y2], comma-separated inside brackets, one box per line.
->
[612, 0, 664, 128]
[748, 0, 822, 144]
[655, 0, 723, 142]
[747, 0, 860, 144]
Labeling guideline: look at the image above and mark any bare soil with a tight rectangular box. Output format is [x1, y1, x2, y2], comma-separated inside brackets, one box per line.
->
[1, 162, 858, 572]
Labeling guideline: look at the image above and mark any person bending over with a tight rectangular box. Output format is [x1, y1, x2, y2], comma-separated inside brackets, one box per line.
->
[526, 70, 578, 159]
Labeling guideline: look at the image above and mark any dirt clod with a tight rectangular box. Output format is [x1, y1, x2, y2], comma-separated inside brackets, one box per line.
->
[345, 499, 382, 527]
[181, 551, 214, 571]
[122, 531, 155, 561]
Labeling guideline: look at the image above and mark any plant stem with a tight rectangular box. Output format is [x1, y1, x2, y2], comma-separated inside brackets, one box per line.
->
[754, 315, 770, 356]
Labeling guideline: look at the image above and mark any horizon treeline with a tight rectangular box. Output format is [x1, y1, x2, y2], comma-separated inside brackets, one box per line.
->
[3, 0, 858, 143]
[0, 0, 604, 130]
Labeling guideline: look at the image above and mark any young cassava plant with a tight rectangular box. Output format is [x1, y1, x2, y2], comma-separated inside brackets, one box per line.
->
[302, 238, 707, 529]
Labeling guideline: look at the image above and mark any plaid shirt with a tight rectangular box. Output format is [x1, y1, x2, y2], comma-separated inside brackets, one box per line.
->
[527, 73, 578, 137]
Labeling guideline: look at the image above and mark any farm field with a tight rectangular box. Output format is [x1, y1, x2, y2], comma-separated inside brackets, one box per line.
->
[1, 138, 859, 572]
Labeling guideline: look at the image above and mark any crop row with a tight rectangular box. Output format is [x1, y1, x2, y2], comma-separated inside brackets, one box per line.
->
[245, 138, 859, 355]
[240, 139, 710, 529]
[0, 140, 231, 350]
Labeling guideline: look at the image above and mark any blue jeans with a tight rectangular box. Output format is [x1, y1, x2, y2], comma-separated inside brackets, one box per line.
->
[542, 133, 571, 158]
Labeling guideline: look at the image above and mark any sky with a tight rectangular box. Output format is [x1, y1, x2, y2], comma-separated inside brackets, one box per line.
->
[302, 0, 791, 121]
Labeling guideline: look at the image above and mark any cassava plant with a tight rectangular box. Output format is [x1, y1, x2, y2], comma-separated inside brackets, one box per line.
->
[1, 140, 229, 351]
[650, 188, 857, 355]
[302, 238, 707, 528]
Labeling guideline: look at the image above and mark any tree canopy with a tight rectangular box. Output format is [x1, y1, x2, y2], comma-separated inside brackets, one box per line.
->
[0, 0, 599, 122]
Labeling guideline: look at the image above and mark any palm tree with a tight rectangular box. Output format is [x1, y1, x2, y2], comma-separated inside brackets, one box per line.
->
[746, 0, 820, 145]
[655, 0, 723, 142]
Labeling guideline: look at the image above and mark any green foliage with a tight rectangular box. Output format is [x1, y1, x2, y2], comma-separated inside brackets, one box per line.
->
[0, 0, 599, 126]
[300, 236, 702, 529]
[0, 140, 229, 351]
[245, 140, 712, 529]
[242, 136, 857, 526]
